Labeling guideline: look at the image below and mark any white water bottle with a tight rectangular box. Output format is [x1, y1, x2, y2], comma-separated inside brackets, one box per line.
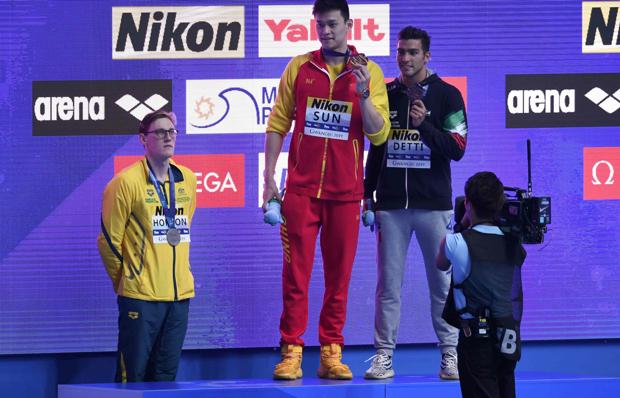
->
[264, 198, 283, 226]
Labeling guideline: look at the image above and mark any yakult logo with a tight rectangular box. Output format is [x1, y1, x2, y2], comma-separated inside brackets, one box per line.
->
[584, 147, 620, 200]
[114, 154, 245, 208]
[258, 4, 389, 58]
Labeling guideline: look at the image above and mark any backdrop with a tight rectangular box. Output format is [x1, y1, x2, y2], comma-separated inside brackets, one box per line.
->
[1, 0, 619, 354]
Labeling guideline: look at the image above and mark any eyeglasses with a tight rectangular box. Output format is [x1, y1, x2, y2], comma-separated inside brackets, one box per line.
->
[143, 128, 179, 138]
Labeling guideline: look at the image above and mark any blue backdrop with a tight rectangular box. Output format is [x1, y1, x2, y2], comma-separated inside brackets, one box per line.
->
[1, 0, 619, 354]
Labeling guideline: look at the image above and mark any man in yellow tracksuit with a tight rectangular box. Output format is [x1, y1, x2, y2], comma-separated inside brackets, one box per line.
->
[97, 110, 197, 382]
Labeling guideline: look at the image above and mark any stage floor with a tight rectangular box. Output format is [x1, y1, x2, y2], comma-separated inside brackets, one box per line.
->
[59, 372, 620, 398]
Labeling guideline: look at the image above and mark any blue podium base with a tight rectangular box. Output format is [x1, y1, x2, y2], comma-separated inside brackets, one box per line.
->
[59, 373, 620, 398]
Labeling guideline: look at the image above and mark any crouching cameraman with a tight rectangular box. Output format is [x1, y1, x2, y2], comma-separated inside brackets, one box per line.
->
[437, 171, 526, 398]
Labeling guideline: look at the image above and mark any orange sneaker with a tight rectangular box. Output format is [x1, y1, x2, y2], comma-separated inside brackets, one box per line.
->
[317, 344, 353, 380]
[273, 344, 303, 380]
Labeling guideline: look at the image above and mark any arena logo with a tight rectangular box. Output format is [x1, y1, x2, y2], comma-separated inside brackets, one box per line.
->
[186, 79, 282, 134]
[584, 87, 620, 114]
[506, 74, 620, 128]
[32, 80, 172, 136]
[34, 96, 105, 121]
[112, 6, 244, 59]
[114, 154, 245, 208]
[116, 93, 169, 121]
[507, 89, 575, 114]
[258, 4, 389, 58]
[582, 2, 620, 53]
[583, 147, 620, 200]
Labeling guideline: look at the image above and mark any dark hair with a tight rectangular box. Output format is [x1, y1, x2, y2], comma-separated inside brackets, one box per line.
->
[397, 26, 431, 52]
[138, 110, 176, 134]
[464, 171, 505, 220]
[313, 0, 350, 21]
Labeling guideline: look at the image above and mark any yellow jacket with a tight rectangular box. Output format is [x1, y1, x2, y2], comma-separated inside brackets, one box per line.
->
[97, 158, 197, 301]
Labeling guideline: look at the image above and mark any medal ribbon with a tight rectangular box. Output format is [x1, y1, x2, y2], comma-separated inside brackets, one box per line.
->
[321, 47, 350, 65]
[147, 163, 176, 230]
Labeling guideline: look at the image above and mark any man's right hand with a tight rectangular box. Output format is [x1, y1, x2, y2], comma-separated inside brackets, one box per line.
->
[262, 177, 281, 211]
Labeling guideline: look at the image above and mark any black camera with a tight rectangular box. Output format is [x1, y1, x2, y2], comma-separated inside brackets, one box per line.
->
[453, 140, 551, 244]
[454, 190, 551, 244]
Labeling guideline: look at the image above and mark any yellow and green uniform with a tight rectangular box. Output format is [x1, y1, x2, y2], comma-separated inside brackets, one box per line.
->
[98, 158, 196, 301]
[97, 157, 197, 382]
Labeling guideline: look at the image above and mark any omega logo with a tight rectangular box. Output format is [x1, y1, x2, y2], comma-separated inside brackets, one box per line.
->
[592, 160, 615, 185]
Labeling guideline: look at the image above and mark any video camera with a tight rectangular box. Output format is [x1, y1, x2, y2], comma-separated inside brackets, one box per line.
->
[454, 140, 551, 244]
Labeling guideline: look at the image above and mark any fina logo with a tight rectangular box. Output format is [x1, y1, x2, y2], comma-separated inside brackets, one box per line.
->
[191, 88, 258, 128]
[186, 79, 281, 134]
[592, 160, 615, 185]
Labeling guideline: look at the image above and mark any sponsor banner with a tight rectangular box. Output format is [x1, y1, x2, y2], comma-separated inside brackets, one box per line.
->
[32, 80, 171, 136]
[584, 147, 620, 200]
[187, 77, 466, 135]
[506, 74, 620, 128]
[582, 2, 620, 53]
[115, 154, 245, 208]
[386, 76, 468, 107]
[257, 152, 289, 206]
[112, 6, 245, 60]
[257, 151, 368, 206]
[258, 4, 389, 58]
[186, 79, 281, 134]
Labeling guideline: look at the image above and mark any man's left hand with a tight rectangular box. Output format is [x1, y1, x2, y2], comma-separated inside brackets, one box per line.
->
[351, 64, 370, 96]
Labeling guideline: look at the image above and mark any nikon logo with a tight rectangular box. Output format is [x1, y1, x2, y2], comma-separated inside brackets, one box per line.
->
[112, 7, 245, 60]
[583, 2, 620, 53]
[34, 96, 105, 121]
[507, 89, 575, 114]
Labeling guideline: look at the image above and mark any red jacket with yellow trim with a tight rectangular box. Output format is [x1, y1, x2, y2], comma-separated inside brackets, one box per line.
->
[267, 45, 390, 201]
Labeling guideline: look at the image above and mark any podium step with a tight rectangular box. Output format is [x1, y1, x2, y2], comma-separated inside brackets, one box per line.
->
[58, 373, 620, 398]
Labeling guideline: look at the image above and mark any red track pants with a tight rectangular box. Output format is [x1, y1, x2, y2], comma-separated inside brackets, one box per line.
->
[279, 192, 360, 346]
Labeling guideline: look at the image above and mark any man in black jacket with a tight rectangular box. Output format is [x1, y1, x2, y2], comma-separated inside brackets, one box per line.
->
[437, 171, 526, 398]
[364, 26, 467, 380]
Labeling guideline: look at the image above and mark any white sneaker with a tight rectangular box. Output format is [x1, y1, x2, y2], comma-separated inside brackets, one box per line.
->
[364, 349, 395, 379]
[439, 350, 459, 380]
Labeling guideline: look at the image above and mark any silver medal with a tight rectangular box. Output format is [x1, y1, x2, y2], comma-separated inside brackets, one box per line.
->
[166, 228, 181, 246]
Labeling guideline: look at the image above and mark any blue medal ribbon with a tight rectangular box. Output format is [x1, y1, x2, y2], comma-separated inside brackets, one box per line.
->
[147, 162, 176, 230]
[321, 47, 350, 65]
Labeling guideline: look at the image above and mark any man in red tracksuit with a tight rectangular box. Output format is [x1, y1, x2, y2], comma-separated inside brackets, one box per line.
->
[262, 0, 390, 381]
